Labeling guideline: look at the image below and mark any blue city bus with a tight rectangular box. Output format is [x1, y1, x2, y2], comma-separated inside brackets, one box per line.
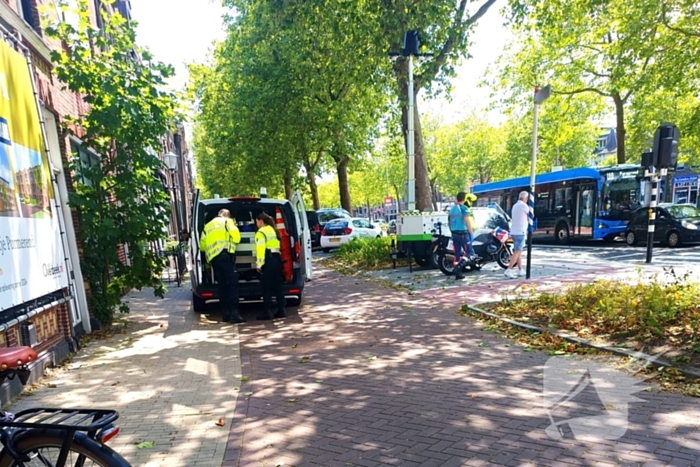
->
[472, 164, 644, 243]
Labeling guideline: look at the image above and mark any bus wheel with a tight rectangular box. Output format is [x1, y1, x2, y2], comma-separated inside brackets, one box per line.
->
[555, 223, 570, 244]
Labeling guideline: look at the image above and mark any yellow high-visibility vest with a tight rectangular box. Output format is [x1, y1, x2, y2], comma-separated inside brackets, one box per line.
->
[200, 217, 241, 263]
[255, 224, 280, 268]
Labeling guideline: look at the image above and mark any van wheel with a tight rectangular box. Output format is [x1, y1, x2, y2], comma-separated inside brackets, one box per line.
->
[192, 294, 207, 312]
[322, 248, 330, 253]
[287, 293, 302, 307]
[555, 223, 570, 244]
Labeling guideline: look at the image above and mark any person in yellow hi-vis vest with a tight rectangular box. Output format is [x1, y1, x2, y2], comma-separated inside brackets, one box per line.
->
[254, 212, 286, 321]
[199, 209, 244, 323]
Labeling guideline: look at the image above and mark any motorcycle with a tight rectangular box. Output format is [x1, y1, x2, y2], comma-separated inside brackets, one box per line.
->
[429, 222, 451, 269]
[436, 227, 514, 276]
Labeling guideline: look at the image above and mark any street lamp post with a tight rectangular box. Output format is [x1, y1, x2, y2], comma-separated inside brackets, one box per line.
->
[164, 151, 181, 243]
[526, 85, 551, 280]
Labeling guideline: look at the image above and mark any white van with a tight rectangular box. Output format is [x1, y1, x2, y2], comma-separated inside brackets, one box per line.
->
[189, 190, 312, 312]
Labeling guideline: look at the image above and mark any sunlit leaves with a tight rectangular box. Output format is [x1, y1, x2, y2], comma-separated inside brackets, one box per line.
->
[46, 0, 178, 325]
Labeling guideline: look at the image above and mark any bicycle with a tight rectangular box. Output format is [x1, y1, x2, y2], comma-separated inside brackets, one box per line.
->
[0, 346, 131, 466]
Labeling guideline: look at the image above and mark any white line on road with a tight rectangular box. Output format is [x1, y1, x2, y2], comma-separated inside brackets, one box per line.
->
[606, 253, 646, 260]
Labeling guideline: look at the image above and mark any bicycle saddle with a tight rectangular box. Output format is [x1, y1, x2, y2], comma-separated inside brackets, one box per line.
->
[0, 346, 38, 370]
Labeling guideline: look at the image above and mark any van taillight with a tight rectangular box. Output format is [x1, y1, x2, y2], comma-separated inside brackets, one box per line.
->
[314, 224, 320, 232]
[343, 228, 352, 235]
[294, 240, 301, 262]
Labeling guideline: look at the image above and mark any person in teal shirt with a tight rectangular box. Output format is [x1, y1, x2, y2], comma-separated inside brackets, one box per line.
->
[448, 192, 476, 280]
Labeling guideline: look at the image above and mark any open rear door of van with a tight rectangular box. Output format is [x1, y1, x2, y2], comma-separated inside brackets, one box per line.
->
[291, 190, 312, 281]
[190, 189, 201, 289]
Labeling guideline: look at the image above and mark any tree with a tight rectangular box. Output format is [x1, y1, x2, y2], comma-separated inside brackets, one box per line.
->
[505, 0, 675, 163]
[45, 0, 178, 326]
[191, 0, 389, 211]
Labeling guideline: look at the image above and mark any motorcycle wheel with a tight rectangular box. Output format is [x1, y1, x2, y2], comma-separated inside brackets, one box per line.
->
[429, 250, 440, 269]
[496, 245, 513, 269]
[438, 253, 456, 276]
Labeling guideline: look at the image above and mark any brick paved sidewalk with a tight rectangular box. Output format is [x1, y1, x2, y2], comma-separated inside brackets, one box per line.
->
[8, 285, 242, 467]
[225, 266, 700, 467]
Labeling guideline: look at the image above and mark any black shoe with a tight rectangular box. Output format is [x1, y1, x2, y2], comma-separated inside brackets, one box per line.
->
[223, 311, 246, 324]
[455, 272, 465, 280]
[274, 310, 287, 319]
[256, 312, 273, 321]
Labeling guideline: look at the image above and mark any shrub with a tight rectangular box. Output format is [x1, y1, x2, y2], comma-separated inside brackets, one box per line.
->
[491, 269, 700, 345]
[333, 237, 394, 269]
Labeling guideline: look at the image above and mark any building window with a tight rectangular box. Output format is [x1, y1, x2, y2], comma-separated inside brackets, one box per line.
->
[19, 0, 38, 30]
[70, 139, 100, 187]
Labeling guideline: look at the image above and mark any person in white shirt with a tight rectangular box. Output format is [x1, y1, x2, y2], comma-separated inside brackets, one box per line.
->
[505, 191, 530, 278]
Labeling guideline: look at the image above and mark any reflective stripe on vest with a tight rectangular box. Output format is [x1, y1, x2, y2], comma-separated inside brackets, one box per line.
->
[255, 224, 280, 268]
[201, 218, 236, 262]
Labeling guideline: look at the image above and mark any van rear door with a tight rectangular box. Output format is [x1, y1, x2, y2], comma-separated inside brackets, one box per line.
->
[290, 191, 312, 281]
[190, 189, 201, 289]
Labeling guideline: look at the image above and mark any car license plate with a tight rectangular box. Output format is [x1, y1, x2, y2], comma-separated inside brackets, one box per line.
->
[330, 238, 341, 243]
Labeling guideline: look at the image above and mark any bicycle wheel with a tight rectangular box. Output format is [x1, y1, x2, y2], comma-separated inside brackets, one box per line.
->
[0, 429, 130, 467]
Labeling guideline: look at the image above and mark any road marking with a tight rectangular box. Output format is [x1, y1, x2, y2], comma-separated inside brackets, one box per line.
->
[606, 253, 645, 260]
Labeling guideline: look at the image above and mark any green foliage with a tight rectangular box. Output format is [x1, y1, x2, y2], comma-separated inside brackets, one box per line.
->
[45, 0, 178, 326]
[493, 269, 700, 343]
[191, 0, 390, 206]
[495, 0, 700, 168]
[334, 237, 394, 270]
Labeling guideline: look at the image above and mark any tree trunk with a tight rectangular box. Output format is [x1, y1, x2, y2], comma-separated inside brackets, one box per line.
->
[283, 172, 293, 200]
[306, 170, 320, 210]
[398, 65, 432, 212]
[393, 184, 402, 213]
[337, 156, 351, 212]
[613, 93, 626, 164]
[302, 148, 323, 210]
[412, 102, 432, 211]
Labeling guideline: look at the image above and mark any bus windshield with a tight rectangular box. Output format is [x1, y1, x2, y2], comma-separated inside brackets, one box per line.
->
[600, 178, 641, 221]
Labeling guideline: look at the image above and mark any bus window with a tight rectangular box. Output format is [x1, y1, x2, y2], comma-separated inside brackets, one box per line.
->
[536, 191, 550, 215]
[555, 188, 565, 213]
[601, 178, 640, 221]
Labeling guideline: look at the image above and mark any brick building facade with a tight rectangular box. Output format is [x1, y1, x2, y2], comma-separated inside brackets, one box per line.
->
[0, 0, 135, 404]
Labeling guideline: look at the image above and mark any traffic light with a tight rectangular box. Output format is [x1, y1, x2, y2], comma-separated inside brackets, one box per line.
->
[641, 150, 654, 169]
[402, 30, 420, 56]
[653, 123, 680, 169]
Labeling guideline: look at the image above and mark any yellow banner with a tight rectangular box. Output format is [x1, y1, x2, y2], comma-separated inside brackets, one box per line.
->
[0, 38, 67, 311]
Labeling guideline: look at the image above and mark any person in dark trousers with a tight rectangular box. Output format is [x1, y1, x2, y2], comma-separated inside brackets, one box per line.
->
[448, 191, 476, 281]
[199, 209, 244, 323]
[254, 212, 286, 321]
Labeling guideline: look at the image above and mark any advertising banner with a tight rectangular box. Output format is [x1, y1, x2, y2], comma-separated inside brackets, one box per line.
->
[0, 40, 68, 311]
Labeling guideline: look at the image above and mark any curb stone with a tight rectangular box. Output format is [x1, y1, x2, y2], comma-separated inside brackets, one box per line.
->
[466, 303, 700, 380]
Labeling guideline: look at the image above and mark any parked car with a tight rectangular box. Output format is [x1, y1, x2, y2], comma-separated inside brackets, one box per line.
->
[317, 208, 352, 229]
[372, 220, 388, 236]
[625, 203, 700, 247]
[320, 217, 384, 252]
[190, 190, 312, 311]
[306, 210, 321, 248]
